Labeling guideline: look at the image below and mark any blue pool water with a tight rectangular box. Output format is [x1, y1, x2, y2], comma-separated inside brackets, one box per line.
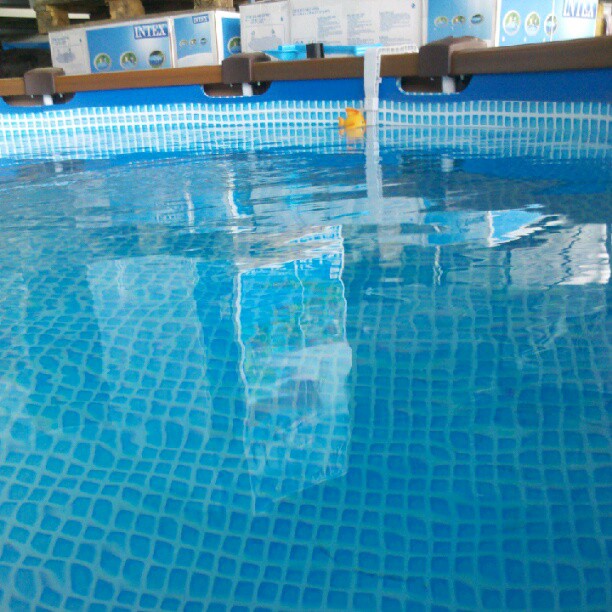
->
[0, 128, 610, 611]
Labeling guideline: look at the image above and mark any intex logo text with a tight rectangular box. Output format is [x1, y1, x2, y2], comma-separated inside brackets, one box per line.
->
[193, 15, 210, 24]
[133, 22, 169, 39]
[562, 0, 597, 18]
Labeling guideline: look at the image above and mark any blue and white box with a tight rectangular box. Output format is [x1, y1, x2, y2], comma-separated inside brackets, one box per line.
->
[496, 0, 556, 45]
[86, 17, 174, 73]
[496, 0, 597, 46]
[550, 0, 598, 41]
[425, 0, 497, 44]
[49, 10, 241, 75]
[172, 11, 241, 67]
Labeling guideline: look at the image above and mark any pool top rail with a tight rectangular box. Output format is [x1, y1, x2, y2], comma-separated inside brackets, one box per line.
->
[0, 36, 610, 98]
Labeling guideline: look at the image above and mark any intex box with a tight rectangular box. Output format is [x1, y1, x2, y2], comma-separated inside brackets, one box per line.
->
[290, 0, 346, 45]
[290, 0, 422, 47]
[239, 1, 291, 53]
[49, 11, 241, 75]
[173, 11, 241, 67]
[495, 0, 597, 46]
[348, 0, 422, 46]
[86, 17, 174, 73]
[425, 0, 497, 44]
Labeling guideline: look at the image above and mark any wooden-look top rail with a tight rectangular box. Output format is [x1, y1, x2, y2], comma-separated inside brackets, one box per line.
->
[55, 64, 223, 94]
[0, 37, 610, 98]
[0, 77, 27, 96]
[251, 53, 421, 81]
[451, 36, 612, 75]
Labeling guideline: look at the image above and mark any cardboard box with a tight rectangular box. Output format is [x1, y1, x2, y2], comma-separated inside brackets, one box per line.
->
[49, 28, 90, 76]
[291, 0, 422, 47]
[372, 0, 423, 46]
[86, 17, 174, 73]
[172, 11, 241, 67]
[550, 0, 598, 41]
[239, 1, 291, 53]
[495, 0, 596, 46]
[496, 0, 553, 45]
[425, 0, 497, 44]
[347, 0, 422, 46]
[290, 0, 347, 45]
[49, 10, 241, 75]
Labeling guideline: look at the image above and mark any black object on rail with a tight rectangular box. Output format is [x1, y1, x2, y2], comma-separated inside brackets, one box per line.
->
[306, 43, 325, 59]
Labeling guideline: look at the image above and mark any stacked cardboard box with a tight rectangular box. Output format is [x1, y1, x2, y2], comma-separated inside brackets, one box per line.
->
[50, 10, 241, 75]
[50, 0, 598, 75]
[240, 0, 423, 53]
[425, 0, 497, 44]
[495, 0, 597, 46]
[239, 0, 292, 53]
[240, 0, 598, 55]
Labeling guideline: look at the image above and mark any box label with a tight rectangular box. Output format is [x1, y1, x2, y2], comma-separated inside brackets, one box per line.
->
[496, 0, 554, 45]
[561, 0, 597, 18]
[240, 0, 291, 52]
[496, 0, 596, 45]
[173, 12, 240, 67]
[174, 14, 213, 62]
[553, 0, 597, 40]
[87, 20, 172, 72]
[133, 22, 169, 39]
[377, 0, 422, 46]
[291, 0, 422, 47]
[220, 16, 242, 59]
[291, 0, 347, 45]
[427, 0, 496, 43]
[347, 2, 378, 45]
[49, 30, 90, 75]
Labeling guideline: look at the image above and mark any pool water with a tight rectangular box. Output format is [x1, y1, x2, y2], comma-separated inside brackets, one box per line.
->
[0, 128, 610, 611]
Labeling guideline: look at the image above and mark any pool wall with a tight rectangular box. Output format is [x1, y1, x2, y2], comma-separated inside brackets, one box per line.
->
[0, 69, 610, 159]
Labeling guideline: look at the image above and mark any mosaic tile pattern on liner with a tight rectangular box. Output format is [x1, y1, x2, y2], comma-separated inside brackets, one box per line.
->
[0, 144, 610, 611]
[2, 241, 610, 612]
[0, 99, 610, 159]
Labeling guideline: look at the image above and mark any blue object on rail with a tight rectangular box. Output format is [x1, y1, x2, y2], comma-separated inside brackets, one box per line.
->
[265, 44, 380, 61]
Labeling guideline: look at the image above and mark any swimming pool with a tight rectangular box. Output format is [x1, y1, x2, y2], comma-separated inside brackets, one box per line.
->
[0, 117, 610, 610]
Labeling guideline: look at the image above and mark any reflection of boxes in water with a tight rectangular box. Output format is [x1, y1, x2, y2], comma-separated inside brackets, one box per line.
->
[238, 226, 351, 506]
[239, 0, 291, 53]
[49, 11, 241, 75]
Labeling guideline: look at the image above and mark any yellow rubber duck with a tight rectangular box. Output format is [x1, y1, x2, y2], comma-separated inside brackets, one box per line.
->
[338, 108, 366, 130]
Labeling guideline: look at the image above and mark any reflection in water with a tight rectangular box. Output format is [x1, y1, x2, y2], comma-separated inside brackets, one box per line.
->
[0, 269, 33, 454]
[508, 222, 610, 286]
[87, 256, 212, 437]
[237, 226, 351, 505]
[0, 131, 610, 610]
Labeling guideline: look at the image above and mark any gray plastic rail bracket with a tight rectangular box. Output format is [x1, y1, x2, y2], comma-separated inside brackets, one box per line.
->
[418, 36, 488, 77]
[23, 67, 65, 96]
[221, 52, 270, 85]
